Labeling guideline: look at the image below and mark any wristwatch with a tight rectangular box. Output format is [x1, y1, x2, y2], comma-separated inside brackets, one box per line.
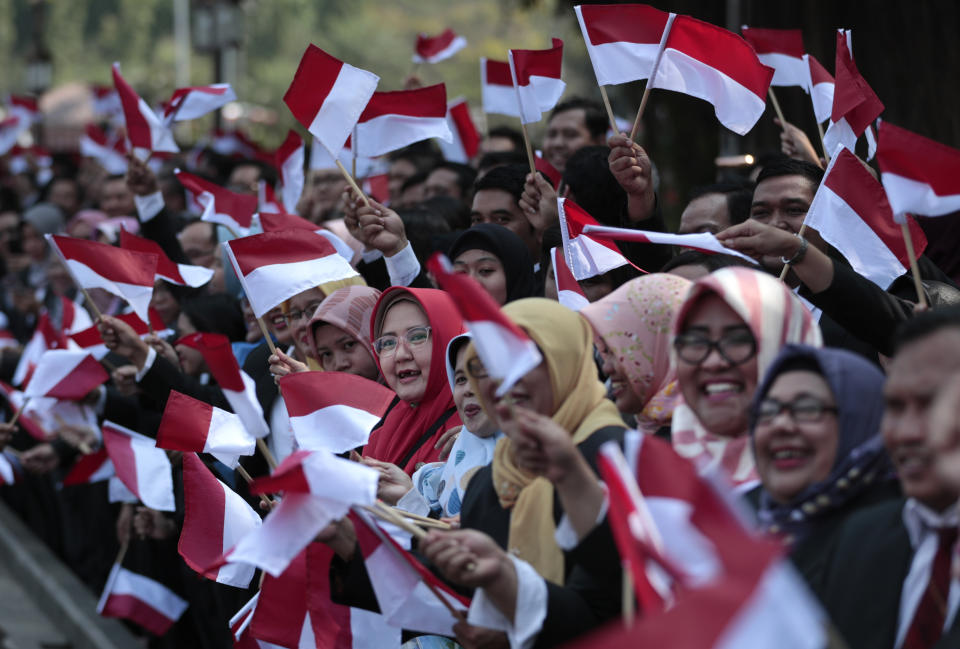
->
[780, 235, 808, 266]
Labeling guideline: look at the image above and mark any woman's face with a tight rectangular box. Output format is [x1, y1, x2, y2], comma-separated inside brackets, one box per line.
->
[174, 313, 205, 376]
[377, 300, 432, 403]
[453, 248, 508, 306]
[286, 287, 326, 358]
[313, 322, 379, 381]
[453, 345, 497, 437]
[475, 355, 554, 425]
[597, 336, 646, 415]
[151, 281, 180, 326]
[754, 370, 839, 504]
[675, 294, 758, 438]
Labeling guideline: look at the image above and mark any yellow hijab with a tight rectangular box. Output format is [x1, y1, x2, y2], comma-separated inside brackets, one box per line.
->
[465, 298, 623, 584]
[281, 276, 367, 370]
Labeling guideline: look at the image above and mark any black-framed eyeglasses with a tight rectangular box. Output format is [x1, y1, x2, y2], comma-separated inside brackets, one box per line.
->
[466, 357, 488, 380]
[373, 326, 431, 356]
[283, 302, 323, 326]
[674, 330, 757, 366]
[756, 395, 838, 424]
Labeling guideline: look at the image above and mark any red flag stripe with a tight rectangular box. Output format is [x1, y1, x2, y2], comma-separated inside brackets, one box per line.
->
[416, 29, 458, 59]
[359, 84, 448, 121]
[156, 391, 215, 452]
[511, 38, 564, 86]
[483, 59, 513, 86]
[226, 230, 339, 276]
[283, 45, 346, 130]
[740, 27, 804, 57]
[578, 4, 670, 46]
[50, 235, 157, 287]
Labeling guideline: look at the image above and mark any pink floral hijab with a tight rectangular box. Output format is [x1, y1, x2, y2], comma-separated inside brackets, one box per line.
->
[580, 273, 692, 434]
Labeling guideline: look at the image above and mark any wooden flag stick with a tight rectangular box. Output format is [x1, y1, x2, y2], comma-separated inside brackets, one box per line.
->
[768, 87, 787, 126]
[629, 14, 675, 142]
[622, 569, 635, 627]
[351, 126, 358, 179]
[79, 287, 104, 321]
[900, 221, 928, 309]
[256, 437, 278, 471]
[236, 464, 274, 509]
[255, 317, 278, 357]
[519, 120, 538, 177]
[5, 402, 25, 427]
[114, 535, 131, 569]
[336, 159, 371, 208]
[778, 224, 808, 281]
[598, 86, 619, 135]
[629, 83, 653, 142]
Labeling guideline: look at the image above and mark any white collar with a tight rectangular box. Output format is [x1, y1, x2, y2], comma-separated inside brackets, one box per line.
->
[903, 499, 960, 548]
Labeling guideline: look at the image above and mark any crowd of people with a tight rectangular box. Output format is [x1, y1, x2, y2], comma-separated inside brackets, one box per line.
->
[2, 76, 960, 649]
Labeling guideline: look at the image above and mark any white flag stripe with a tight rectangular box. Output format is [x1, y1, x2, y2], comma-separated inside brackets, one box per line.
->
[240, 257, 359, 319]
[62, 259, 153, 322]
[558, 289, 589, 312]
[23, 353, 81, 398]
[757, 53, 808, 88]
[308, 64, 380, 153]
[98, 564, 188, 621]
[584, 41, 661, 86]
[355, 113, 452, 158]
[216, 480, 261, 587]
[204, 406, 256, 468]
[290, 404, 382, 454]
[132, 439, 176, 511]
[196, 191, 251, 236]
[108, 476, 139, 503]
[164, 263, 214, 287]
[823, 117, 857, 159]
[468, 319, 542, 397]
[301, 452, 380, 503]
[223, 374, 270, 438]
[569, 234, 627, 279]
[882, 172, 960, 220]
[482, 84, 518, 117]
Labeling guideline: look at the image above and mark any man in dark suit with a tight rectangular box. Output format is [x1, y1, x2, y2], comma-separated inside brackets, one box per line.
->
[818, 307, 960, 649]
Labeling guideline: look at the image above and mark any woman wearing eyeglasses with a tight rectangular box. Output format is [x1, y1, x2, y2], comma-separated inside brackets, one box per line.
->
[671, 267, 822, 490]
[748, 344, 897, 586]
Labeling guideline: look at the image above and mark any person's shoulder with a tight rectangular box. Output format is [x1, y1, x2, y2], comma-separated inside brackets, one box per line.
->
[831, 497, 907, 547]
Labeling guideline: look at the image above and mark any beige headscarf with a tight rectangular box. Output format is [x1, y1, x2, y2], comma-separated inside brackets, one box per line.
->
[466, 298, 624, 584]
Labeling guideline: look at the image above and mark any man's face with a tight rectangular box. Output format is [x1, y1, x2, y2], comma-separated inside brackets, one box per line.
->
[479, 136, 517, 155]
[388, 159, 417, 204]
[679, 193, 730, 235]
[470, 189, 538, 258]
[424, 168, 462, 201]
[882, 328, 960, 512]
[307, 170, 347, 221]
[228, 164, 261, 194]
[542, 109, 603, 173]
[48, 179, 79, 217]
[100, 179, 135, 218]
[178, 222, 217, 268]
[749, 174, 821, 272]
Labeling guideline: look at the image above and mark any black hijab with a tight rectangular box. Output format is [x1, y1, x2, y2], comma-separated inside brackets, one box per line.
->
[447, 223, 537, 303]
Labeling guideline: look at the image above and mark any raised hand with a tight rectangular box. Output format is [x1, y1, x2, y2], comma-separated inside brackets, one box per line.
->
[607, 134, 655, 222]
[342, 189, 408, 257]
[99, 315, 150, 368]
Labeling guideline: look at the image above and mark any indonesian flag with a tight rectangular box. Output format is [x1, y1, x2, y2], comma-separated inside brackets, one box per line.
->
[163, 83, 237, 123]
[278, 372, 395, 454]
[258, 205, 361, 262]
[24, 350, 108, 400]
[62, 447, 114, 486]
[179, 453, 261, 588]
[13, 310, 71, 388]
[248, 551, 325, 649]
[575, 3, 673, 86]
[480, 58, 518, 117]
[354, 84, 452, 157]
[741, 27, 807, 88]
[102, 420, 175, 511]
[878, 120, 960, 222]
[97, 561, 188, 636]
[823, 30, 884, 158]
[509, 38, 566, 125]
[209, 128, 258, 158]
[805, 148, 926, 288]
[0, 381, 50, 441]
[91, 84, 123, 122]
[230, 594, 286, 649]
[579, 223, 760, 265]
[111, 63, 178, 154]
[79, 124, 129, 174]
[352, 509, 471, 635]
[557, 198, 633, 280]
[174, 169, 258, 235]
[428, 253, 542, 395]
[7, 95, 39, 126]
[157, 391, 256, 468]
[805, 53, 835, 124]
[0, 116, 28, 156]
[276, 130, 305, 214]
[413, 28, 467, 64]
[222, 450, 379, 576]
[650, 16, 774, 135]
[283, 44, 380, 157]
[47, 234, 157, 322]
[119, 230, 214, 288]
[439, 98, 481, 163]
[70, 309, 167, 360]
[224, 230, 359, 318]
[550, 247, 589, 311]
[175, 332, 270, 438]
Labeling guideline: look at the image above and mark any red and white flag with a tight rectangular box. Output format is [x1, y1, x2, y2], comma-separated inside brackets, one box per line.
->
[63, 447, 114, 486]
[575, 3, 673, 86]
[480, 58, 518, 117]
[13, 310, 71, 388]
[823, 30, 884, 158]
[352, 509, 470, 635]
[174, 332, 270, 438]
[550, 247, 589, 311]
[283, 44, 379, 157]
[112, 63, 178, 154]
[805, 53, 835, 124]
[354, 84, 452, 157]
[179, 453, 261, 588]
[24, 350, 109, 400]
[174, 169, 258, 235]
[557, 198, 633, 280]
[230, 593, 286, 649]
[413, 28, 467, 64]
[7, 95, 39, 126]
[428, 254, 542, 395]
[877, 120, 960, 221]
[741, 26, 807, 89]
[509, 38, 566, 124]
[91, 84, 123, 122]
[119, 230, 214, 288]
[278, 371, 395, 454]
[579, 223, 759, 265]
[102, 420, 175, 511]
[0, 451, 17, 486]
[248, 553, 324, 649]
[70, 309, 167, 360]
[438, 98, 481, 163]
[275, 130, 305, 214]
[309, 136, 375, 179]
[97, 562, 188, 636]
[805, 148, 926, 288]
[79, 124, 129, 174]
[157, 391, 256, 468]
[224, 230, 359, 318]
[163, 83, 236, 123]
[0, 381, 50, 441]
[650, 16, 774, 135]
[47, 234, 157, 322]
[0, 116, 29, 156]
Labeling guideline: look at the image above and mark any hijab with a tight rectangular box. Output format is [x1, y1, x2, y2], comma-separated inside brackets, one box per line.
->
[749, 345, 891, 542]
[448, 223, 537, 303]
[308, 285, 381, 361]
[671, 267, 823, 489]
[580, 273, 692, 434]
[466, 298, 624, 584]
[281, 275, 367, 370]
[363, 287, 465, 474]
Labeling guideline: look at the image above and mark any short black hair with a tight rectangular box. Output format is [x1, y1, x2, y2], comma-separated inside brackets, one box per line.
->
[398, 208, 451, 265]
[892, 306, 960, 354]
[419, 195, 470, 231]
[486, 126, 525, 152]
[477, 151, 527, 176]
[562, 145, 625, 226]
[755, 158, 824, 190]
[431, 162, 477, 199]
[549, 97, 608, 138]
[659, 250, 756, 274]
[474, 164, 527, 204]
[400, 171, 430, 194]
[689, 180, 755, 227]
[389, 142, 441, 174]
[180, 293, 246, 341]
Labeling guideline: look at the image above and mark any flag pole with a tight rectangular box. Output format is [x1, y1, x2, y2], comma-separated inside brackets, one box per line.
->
[519, 121, 538, 177]
[236, 463, 274, 508]
[255, 318, 278, 357]
[622, 569, 635, 626]
[598, 87, 619, 135]
[900, 221, 928, 309]
[629, 13, 676, 142]
[767, 87, 787, 126]
[323, 141, 370, 208]
[5, 397, 27, 427]
[351, 126, 358, 179]
[256, 437, 278, 471]
[507, 51, 539, 177]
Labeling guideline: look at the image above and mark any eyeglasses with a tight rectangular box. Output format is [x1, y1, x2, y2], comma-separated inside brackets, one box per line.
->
[756, 396, 838, 424]
[674, 330, 757, 366]
[466, 357, 488, 379]
[283, 302, 323, 326]
[373, 326, 431, 356]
